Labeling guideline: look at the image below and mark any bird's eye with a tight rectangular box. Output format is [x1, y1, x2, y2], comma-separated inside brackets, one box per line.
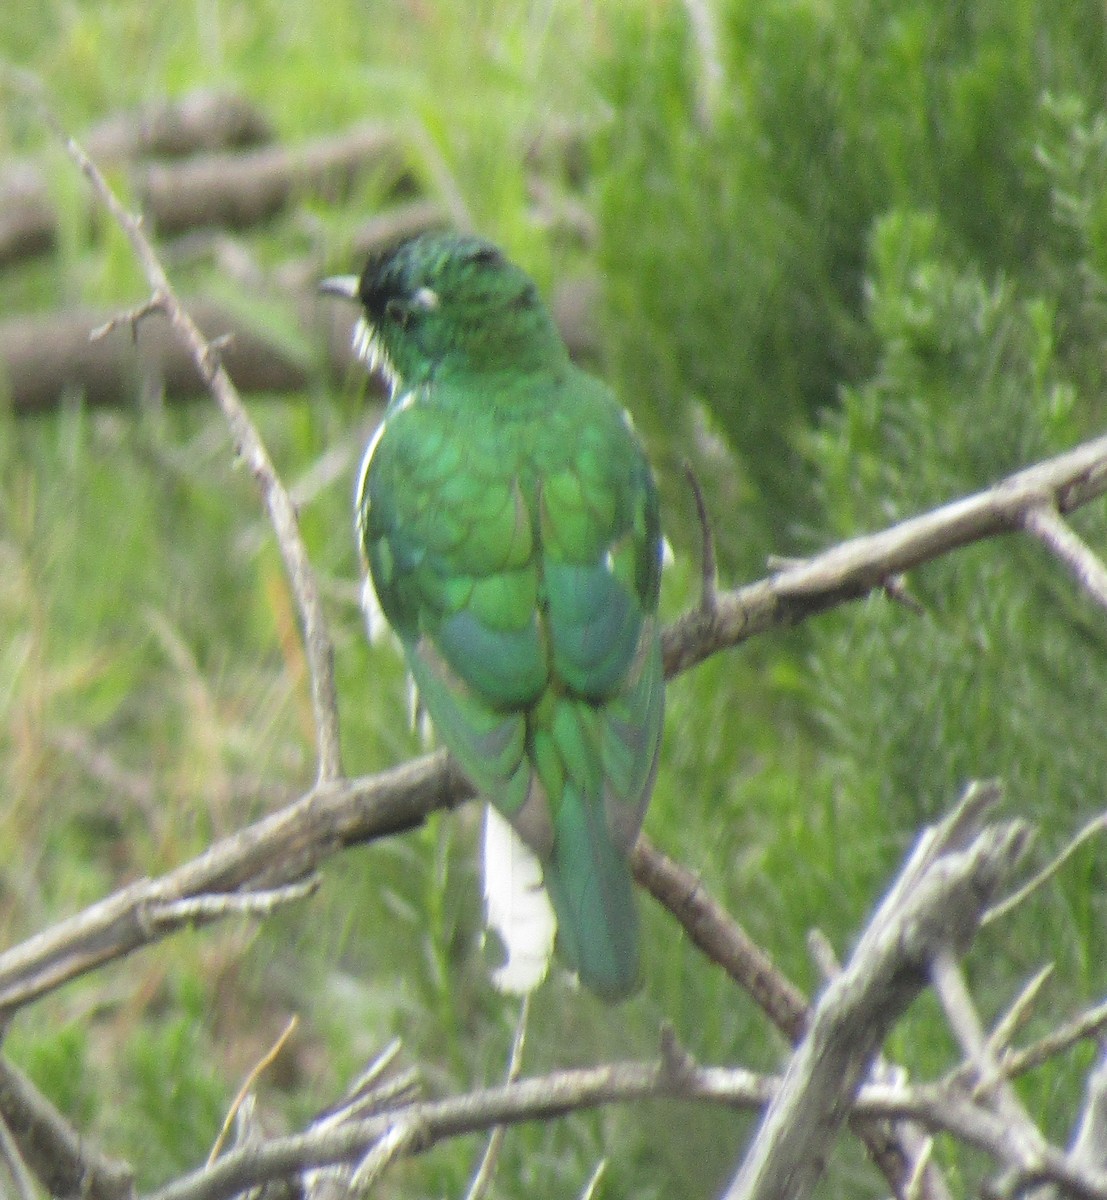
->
[384, 298, 411, 327]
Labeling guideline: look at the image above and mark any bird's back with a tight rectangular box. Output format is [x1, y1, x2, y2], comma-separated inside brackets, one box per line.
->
[357, 281, 663, 999]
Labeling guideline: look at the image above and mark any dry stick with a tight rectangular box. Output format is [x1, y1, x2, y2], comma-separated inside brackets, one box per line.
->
[464, 996, 530, 1200]
[930, 953, 1045, 1161]
[348, 1121, 424, 1193]
[719, 783, 1029, 1200]
[0, 753, 460, 1014]
[1023, 501, 1107, 613]
[985, 965, 1055, 1064]
[145, 1061, 777, 1200]
[662, 432, 1107, 680]
[803, 929, 954, 1200]
[1003, 997, 1107, 1080]
[928, 953, 1099, 1200]
[632, 836, 807, 1040]
[208, 1015, 299, 1166]
[1070, 1046, 1107, 1180]
[138, 1059, 1107, 1200]
[985, 811, 1107, 926]
[145, 877, 319, 931]
[57, 126, 343, 784]
[684, 461, 719, 612]
[858, 1083, 1107, 1200]
[0, 1111, 36, 1200]
[0, 1056, 133, 1200]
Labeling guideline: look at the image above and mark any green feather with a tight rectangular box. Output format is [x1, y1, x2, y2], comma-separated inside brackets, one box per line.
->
[543, 778, 640, 1000]
[336, 232, 664, 1000]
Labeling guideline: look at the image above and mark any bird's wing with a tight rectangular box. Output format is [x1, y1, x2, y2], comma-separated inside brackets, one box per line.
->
[361, 380, 663, 851]
[361, 400, 545, 831]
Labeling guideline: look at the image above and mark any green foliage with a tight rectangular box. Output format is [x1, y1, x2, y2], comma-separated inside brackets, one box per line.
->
[594, 0, 1105, 569]
[117, 968, 229, 1183]
[4, 0, 1107, 1196]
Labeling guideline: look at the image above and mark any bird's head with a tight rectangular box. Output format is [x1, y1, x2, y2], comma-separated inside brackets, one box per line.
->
[320, 232, 568, 393]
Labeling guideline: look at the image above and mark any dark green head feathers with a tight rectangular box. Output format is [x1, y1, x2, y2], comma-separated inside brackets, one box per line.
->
[321, 232, 569, 389]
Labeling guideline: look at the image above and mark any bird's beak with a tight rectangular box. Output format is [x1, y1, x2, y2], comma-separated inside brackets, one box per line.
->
[318, 274, 360, 301]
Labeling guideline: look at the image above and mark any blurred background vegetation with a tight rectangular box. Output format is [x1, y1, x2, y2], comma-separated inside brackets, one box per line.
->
[3, 0, 1107, 1194]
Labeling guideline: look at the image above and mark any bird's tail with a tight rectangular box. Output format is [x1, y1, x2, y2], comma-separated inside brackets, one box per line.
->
[542, 781, 640, 1002]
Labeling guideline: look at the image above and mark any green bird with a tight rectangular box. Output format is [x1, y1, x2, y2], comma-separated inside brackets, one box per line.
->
[321, 232, 664, 1000]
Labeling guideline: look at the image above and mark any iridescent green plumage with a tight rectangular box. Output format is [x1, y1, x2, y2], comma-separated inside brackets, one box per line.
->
[324, 232, 663, 1000]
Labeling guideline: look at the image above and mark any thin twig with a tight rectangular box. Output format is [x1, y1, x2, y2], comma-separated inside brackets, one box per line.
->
[1023, 500, 1107, 614]
[578, 1159, 607, 1200]
[0, 1110, 37, 1200]
[1069, 1045, 1107, 1177]
[315, 1040, 406, 1127]
[882, 573, 926, 614]
[986, 965, 1054, 1060]
[985, 811, 1107, 926]
[930, 950, 1045, 1174]
[54, 119, 344, 782]
[684, 461, 718, 613]
[145, 1060, 776, 1200]
[146, 878, 319, 931]
[89, 295, 169, 342]
[464, 997, 530, 1200]
[1001, 997, 1107, 1080]
[0, 1055, 133, 1200]
[349, 1121, 424, 1192]
[903, 1140, 936, 1200]
[137, 1058, 1107, 1200]
[663, 427, 1107, 678]
[208, 1015, 299, 1165]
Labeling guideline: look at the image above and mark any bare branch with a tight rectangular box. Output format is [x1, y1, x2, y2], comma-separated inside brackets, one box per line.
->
[145, 1060, 777, 1200]
[464, 997, 530, 1200]
[137, 1055, 1107, 1200]
[986, 811, 1107, 926]
[0, 753, 462, 1014]
[684, 461, 719, 614]
[856, 1082, 1107, 1199]
[805, 929, 955, 1200]
[930, 951, 1043, 1166]
[146, 878, 320, 931]
[209, 1014, 299, 1165]
[1002, 997, 1107, 1081]
[0, 1111, 37, 1200]
[632, 835, 808, 1040]
[0, 1056, 133, 1200]
[662, 430, 1107, 678]
[1023, 501, 1107, 613]
[55, 122, 344, 783]
[720, 782, 1028, 1200]
[985, 965, 1054, 1061]
[1070, 1046, 1107, 1177]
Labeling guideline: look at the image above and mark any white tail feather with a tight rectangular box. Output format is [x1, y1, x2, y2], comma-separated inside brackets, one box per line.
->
[482, 805, 556, 994]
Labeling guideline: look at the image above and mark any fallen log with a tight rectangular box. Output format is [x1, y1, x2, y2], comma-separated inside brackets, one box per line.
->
[0, 92, 272, 268]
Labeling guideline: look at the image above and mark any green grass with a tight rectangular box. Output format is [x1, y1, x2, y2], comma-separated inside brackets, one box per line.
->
[3, 1, 1107, 1196]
